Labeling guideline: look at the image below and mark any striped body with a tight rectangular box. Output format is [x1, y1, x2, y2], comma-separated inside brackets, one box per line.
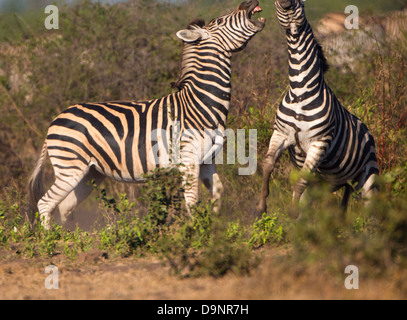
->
[47, 95, 226, 184]
[256, 0, 379, 215]
[29, 0, 265, 229]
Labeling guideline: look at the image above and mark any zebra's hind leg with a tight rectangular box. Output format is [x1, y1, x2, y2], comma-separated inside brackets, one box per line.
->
[340, 185, 352, 210]
[57, 167, 105, 225]
[38, 166, 90, 230]
[331, 184, 352, 221]
[359, 169, 379, 206]
[199, 164, 223, 213]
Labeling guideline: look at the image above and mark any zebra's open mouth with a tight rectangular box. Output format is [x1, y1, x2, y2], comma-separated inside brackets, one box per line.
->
[246, 2, 266, 31]
[249, 5, 262, 19]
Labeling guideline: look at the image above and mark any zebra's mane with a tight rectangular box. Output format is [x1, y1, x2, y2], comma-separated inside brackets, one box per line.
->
[315, 38, 330, 74]
[172, 19, 206, 90]
[187, 18, 206, 30]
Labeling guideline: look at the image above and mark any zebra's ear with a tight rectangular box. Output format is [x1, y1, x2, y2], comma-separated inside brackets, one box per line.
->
[176, 29, 209, 42]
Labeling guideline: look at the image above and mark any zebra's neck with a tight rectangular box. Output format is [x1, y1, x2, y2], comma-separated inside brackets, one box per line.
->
[286, 22, 325, 103]
[173, 42, 233, 129]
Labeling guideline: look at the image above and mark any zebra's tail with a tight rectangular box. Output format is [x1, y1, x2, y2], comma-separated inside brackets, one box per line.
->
[27, 142, 48, 212]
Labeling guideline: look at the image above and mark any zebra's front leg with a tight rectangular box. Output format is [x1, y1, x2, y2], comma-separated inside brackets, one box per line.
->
[256, 132, 289, 215]
[180, 163, 200, 217]
[292, 143, 327, 216]
[199, 164, 223, 213]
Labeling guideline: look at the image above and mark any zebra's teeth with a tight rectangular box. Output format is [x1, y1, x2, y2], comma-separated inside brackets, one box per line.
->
[252, 6, 262, 14]
[250, 6, 262, 18]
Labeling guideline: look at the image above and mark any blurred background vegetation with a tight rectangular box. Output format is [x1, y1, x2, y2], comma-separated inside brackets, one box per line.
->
[1, 0, 406, 226]
[0, 0, 407, 287]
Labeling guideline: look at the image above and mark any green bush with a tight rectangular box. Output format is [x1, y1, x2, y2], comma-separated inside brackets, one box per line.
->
[155, 206, 258, 278]
[249, 212, 288, 248]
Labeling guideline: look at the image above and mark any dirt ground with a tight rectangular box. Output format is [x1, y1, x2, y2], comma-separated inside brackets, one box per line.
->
[1, 246, 406, 301]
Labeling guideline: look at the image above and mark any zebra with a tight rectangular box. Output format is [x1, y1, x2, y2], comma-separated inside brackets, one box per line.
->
[28, 0, 266, 230]
[255, 0, 379, 215]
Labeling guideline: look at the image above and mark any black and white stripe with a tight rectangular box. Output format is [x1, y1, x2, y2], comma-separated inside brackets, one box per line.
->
[256, 0, 379, 214]
[29, 0, 265, 229]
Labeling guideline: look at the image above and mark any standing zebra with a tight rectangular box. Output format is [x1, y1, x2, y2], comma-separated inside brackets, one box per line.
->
[256, 0, 379, 215]
[29, 0, 266, 229]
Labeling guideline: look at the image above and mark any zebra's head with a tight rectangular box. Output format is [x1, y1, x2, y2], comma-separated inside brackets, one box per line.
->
[275, 0, 306, 36]
[176, 0, 266, 52]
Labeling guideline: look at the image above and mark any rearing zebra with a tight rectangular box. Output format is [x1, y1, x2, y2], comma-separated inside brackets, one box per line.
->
[29, 0, 266, 229]
[256, 0, 379, 215]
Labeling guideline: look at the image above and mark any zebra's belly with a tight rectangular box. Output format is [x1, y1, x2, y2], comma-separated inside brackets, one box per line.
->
[317, 170, 350, 187]
[90, 134, 218, 183]
[289, 150, 353, 187]
[285, 126, 326, 160]
[92, 162, 161, 184]
[288, 136, 362, 187]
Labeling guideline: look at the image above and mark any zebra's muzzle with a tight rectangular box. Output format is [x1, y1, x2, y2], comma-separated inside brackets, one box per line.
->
[277, 0, 293, 10]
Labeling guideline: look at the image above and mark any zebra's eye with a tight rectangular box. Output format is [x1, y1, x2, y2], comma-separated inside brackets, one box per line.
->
[217, 18, 224, 25]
